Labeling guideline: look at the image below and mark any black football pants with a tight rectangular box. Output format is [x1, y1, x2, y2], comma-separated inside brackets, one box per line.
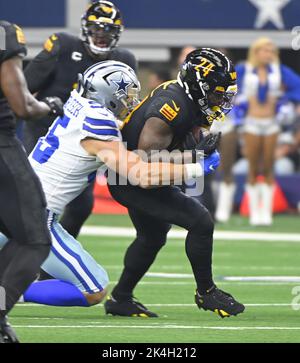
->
[0, 135, 51, 317]
[108, 183, 215, 299]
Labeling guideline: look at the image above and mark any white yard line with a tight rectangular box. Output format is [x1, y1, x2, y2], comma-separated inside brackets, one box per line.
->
[15, 303, 293, 308]
[146, 273, 300, 283]
[105, 265, 300, 271]
[81, 226, 300, 243]
[222, 276, 300, 282]
[12, 325, 300, 331]
[12, 281, 299, 288]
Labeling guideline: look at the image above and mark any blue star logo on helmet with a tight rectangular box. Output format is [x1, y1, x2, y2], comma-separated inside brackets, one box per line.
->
[112, 74, 131, 94]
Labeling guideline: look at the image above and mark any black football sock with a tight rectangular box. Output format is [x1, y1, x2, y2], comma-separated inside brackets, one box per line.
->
[185, 214, 215, 294]
[112, 237, 164, 302]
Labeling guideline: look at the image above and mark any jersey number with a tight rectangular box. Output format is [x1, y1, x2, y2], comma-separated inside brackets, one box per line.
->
[32, 115, 70, 164]
[195, 58, 215, 77]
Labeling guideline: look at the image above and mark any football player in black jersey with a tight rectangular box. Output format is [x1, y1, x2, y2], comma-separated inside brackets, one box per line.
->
[0, 21, 63, 343]
[104, 48, 245, 319]
[23, 0, 137, 239]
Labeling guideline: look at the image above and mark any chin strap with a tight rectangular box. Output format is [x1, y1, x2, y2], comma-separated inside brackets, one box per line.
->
[87, 36, 112, 55]
[205, 106, 225, 123]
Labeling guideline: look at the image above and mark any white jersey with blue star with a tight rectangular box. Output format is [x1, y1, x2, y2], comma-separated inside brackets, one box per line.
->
[29, 89, 121, 215]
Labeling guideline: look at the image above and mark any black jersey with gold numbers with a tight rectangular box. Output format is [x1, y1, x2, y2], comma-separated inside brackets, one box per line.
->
[0, 21, 27, 134]
[121, 80, 208, 151]
[24, 32, 137, 129]
[25, 32, 137, 102]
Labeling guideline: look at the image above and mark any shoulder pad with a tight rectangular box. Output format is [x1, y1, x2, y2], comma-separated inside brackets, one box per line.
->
[0, 22, 27, 62]
[43, 33, 61, 54]
[110, 47, 137, 71]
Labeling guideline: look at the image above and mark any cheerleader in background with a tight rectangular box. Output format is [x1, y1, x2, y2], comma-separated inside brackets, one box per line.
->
[212, 113, 239, 223]
[236, 38, 300, 225]
[212, 49, 240, 223]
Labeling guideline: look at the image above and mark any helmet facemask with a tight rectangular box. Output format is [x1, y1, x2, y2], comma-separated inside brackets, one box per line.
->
[83, 21, 122, 55]
[111, 83, 140, 120]
[206, 84, 238, 114]
[198, 83, 237, 123]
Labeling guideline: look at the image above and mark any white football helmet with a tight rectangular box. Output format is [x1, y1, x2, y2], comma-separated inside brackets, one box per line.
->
[77, 60, 140, 120]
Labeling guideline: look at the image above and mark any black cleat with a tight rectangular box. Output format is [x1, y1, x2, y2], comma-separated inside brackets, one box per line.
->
[104, 295, 158, 318]
[195, 286, 245, 318]
[0, 316, 19, 343]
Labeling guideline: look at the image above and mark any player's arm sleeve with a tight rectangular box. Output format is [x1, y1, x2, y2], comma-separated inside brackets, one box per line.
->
[1, 22, 27, 61]
[80, 109, 121, 142]
[24, 34, 60, 94]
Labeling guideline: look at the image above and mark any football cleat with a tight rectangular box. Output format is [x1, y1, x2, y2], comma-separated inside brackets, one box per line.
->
[195, 286, 245, 318]
[104, 295, 158, 318]
[0, 317, 19, 343]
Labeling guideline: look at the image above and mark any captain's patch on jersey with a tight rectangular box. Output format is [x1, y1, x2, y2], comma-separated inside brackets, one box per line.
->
[159, 103, 179, 121]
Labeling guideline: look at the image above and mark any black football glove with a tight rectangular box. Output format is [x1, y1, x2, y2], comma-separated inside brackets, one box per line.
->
[182, 131, 198, 150]
[42, 96, 64, 117]
[192, 132, 221, 162]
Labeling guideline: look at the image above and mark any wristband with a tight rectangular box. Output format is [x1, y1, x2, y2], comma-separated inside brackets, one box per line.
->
[185, 163, 203, 179]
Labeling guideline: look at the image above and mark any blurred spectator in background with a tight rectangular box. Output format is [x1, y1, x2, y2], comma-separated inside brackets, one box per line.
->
[274, 133, 297, 174]
[177, 46, 196, 66]
[233, 132, 298, 175]
[235, 37, 300, 225]
[211, 113, 239, 223]
[148, 66, 171, 91]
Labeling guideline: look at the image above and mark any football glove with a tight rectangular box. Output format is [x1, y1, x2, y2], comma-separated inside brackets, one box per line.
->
[203, 150, 220, 175]
[42, 96, 64, 117]
[192, 131, 221, 161]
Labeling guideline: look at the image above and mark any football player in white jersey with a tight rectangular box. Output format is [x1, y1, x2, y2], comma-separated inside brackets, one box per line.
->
[0, 61, 216, 308]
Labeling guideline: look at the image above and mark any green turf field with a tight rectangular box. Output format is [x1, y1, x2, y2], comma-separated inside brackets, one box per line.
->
[10, 214, 300, 343]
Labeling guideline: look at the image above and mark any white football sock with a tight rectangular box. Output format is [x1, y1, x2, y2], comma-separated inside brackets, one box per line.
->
[246, 184, 261, 226]
[259, 183, 274, 226]
[215, 182, 236, 222]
